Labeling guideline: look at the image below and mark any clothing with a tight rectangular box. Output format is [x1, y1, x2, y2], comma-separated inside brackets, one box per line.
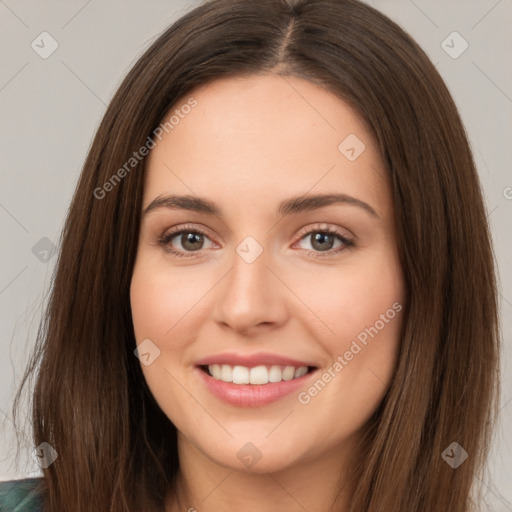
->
[0, 478, 44, 512]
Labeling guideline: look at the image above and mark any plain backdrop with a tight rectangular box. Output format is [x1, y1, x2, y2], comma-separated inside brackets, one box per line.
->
[1, 0, 511, 509]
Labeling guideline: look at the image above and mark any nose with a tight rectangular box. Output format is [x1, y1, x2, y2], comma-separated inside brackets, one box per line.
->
[212, 245, 289, 337]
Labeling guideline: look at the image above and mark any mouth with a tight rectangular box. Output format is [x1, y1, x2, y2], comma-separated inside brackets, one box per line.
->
[194, 353, 319, 407]
[198, 364, 317, 385]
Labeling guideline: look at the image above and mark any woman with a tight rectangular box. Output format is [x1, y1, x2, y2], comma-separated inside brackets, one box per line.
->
[1, 0, 500, 510]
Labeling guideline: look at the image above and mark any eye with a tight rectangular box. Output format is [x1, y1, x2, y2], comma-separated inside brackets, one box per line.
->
[158, 224, 215, 258]
[158, 223, 355, 259]
[294, 225, 354, 257]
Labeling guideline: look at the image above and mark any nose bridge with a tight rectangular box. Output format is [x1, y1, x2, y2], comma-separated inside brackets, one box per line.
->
[212, 235, 287, 333]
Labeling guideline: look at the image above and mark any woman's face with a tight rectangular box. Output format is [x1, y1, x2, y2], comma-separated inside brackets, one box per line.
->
[130, 74, 405, 473]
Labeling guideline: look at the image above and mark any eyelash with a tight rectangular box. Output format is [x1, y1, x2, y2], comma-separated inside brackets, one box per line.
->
[157, 223, 355, 259]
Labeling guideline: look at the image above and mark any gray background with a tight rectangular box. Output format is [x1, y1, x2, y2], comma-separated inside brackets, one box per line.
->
[1, 0, 511, 509]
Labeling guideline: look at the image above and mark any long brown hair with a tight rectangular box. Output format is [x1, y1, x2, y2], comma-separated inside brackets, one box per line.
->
[12, 0, 500, 510]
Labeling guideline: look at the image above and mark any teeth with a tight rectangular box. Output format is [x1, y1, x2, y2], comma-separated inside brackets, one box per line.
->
[232, 365, 249, 384]
[268, 365, 282, 383]
[220, 364, 232, 382]
[207, 364, 309, 385]
[282, 366, 295, 381]
[294, 366, 308, 378]
[249, 365, 268, 385]
[210, 364, 221, 379]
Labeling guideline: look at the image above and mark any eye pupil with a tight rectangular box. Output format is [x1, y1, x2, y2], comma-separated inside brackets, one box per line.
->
[311, 232, 334, 251]
[182, 232, 203, 251]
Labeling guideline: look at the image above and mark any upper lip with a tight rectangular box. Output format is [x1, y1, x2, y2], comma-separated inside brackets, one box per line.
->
[195, 352, 317, 368]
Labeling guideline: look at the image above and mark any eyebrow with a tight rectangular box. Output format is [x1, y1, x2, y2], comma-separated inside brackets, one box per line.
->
[142, 193, 380, 219]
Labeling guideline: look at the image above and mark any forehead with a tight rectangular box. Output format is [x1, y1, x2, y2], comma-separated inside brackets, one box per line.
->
[144, 74, 390, 218]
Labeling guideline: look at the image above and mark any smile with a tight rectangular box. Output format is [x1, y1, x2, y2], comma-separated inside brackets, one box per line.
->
[194, 352, 319, 407]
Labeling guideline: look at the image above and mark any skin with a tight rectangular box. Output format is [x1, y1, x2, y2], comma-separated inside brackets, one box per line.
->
[130, 74, 405, 512]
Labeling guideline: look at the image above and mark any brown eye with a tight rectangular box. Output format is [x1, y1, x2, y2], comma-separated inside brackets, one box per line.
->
[158, 226, 215, 257]
[295, 228, 354, 257]
[309, 232, 336, 251]
[174, 232, 205, 252]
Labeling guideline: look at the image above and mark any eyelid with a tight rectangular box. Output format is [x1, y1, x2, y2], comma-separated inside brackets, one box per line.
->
[294, 222, 354, 242]
[163, 223, 217, 241]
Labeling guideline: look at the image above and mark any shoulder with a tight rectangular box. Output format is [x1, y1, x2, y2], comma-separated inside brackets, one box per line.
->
[0, 477, 45, 512]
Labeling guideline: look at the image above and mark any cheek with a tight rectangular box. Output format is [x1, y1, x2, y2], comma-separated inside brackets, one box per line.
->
[130, 262, 206, 429]
[130, 260, 209, 343]
[291, 250, 404, 351]
[291, 246, 404, 406]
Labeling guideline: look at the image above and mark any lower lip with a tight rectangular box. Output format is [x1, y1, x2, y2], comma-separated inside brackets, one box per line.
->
[196, 367, 315, 407]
